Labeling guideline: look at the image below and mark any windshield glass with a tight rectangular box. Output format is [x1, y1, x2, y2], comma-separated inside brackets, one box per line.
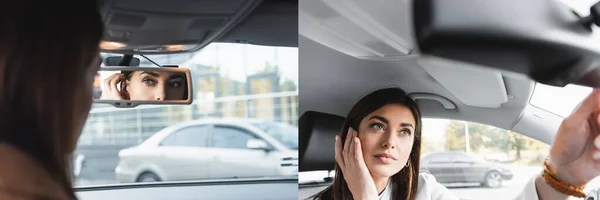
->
[252, 122, 299, 150]
[529, 83, 592, 117]
[75, 43, 298, 186]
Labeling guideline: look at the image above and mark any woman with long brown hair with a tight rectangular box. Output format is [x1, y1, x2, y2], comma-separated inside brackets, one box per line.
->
[310, 88, 454, 200]
[0, 1, 103, 199]
[311, 87, 600, 200]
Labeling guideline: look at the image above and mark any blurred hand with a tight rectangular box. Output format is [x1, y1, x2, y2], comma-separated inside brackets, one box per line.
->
[335, 127, 378, 200]
[548, 89, 600, 186]
[100, 73, 127, 100]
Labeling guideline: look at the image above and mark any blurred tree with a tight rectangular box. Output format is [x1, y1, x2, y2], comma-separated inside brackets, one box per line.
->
[444, 120, 549, 161]
[445, 121, 465, 151]
[421, 138, 438, 155]
[280, 79, 297, 92]
[508, 131, 531, 160]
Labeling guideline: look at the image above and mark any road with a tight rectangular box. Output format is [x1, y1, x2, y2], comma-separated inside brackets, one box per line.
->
[446, 166, 540, 200]
[73, 144, 133, 187]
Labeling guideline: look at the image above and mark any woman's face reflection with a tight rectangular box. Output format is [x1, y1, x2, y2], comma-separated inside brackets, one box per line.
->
[125, 71, 185, 101]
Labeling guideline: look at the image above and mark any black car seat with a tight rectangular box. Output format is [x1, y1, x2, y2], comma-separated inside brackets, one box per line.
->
[298, 111, 345, 199]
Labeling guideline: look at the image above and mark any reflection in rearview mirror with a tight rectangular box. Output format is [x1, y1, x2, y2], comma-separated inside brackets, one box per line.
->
[93, 67, 193, 107]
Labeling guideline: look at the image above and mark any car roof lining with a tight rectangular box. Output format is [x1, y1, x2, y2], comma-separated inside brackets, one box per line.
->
[299, 36, 534, 131]
[98, 0, 297, 54]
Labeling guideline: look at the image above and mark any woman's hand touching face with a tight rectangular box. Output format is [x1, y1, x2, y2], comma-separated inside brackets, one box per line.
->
[548, 90, 600, 186]
[100, 73, 127, 100]
[335, 128, 379, 200]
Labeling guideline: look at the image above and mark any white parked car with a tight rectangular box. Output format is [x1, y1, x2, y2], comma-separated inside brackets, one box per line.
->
[115, 118, 298, 183]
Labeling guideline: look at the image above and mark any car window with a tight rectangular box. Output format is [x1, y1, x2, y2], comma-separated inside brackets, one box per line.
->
[427, 154, 450, 163]
[252, 122, 298, 150]
[420, 118, 550, 199]
[160, 126, 208, 147]
[530, 83, 592, 117]
[75, 43, 298, 186]
[451, 153, 472, 163]
[211, 126, 258, 149]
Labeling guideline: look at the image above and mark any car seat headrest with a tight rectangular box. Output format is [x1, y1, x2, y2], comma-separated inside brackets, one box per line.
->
[299, 111, 345, 172]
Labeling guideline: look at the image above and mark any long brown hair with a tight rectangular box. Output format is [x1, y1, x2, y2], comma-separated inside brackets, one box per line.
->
[0, 1, 103, 199]
[311, 88, 423, 200]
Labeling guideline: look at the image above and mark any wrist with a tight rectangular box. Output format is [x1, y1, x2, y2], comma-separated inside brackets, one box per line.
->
[352, 193, 377, 200]
[352, 190, 378, 200]
[547, 158, 586, 187]
[358, 191, 379, 200]
[535, 175, 570, 200]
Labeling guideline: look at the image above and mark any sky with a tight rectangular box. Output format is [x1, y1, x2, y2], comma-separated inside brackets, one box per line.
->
[180, 43, 299, 85]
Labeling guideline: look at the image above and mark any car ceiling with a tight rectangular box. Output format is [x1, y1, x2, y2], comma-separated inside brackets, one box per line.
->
[97, 0, 297, 54]
[299, 35, 564, 146]
[297, 0, 572, 145]
[299, 35, 533, 131]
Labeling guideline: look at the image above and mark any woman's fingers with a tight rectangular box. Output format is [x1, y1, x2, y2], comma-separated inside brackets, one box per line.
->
[354, 137, 367, 167]
[335, 135, 345, 167]
[108, 74, 125, 99]
[108, 74, 121, 91]
[342, 128, 352, 162]
[103, 75, 114, 92]
[566, 90, 600, 128]
[347, 131, 356, 166]
[592, 148, 600, 161]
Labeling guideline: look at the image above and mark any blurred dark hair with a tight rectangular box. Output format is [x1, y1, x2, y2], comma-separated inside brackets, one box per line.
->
[0, 1, 103, 199]
[310, 88, 423, 200]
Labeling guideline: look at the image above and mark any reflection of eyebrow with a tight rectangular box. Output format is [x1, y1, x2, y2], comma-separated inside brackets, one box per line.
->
[169, 74, 185, 80]
[369, 116, 414, 129]
[141, 71, 160, 77]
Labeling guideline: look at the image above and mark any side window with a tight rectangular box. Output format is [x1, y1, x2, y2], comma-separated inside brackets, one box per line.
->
[427, 154, 451, 163]
[211, 126, 258, 149]
[160, 126, 208, 147]
[452, 154, 473, 163]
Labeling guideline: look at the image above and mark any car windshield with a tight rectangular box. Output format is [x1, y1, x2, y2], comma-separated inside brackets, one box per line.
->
[252, 122, 299, 150]
[75, 43, 298, 186]
[530, 83, 592, 117]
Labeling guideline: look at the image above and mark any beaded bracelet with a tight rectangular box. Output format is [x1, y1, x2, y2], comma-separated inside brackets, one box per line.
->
[542, 161, 586, 198]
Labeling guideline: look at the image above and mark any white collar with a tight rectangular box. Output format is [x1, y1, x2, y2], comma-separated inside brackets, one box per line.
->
[378, 180, 393, 200]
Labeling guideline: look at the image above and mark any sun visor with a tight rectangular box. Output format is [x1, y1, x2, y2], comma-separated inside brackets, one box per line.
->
[418, 57, 509, 108]
[99, 0, 261, 54]
[299, 0, 415, 59]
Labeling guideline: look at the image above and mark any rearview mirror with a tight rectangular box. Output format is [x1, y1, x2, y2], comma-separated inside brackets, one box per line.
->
[413, 0, 600, 88]
[93, 67, 193, 108]
[247, 139, 271, 151]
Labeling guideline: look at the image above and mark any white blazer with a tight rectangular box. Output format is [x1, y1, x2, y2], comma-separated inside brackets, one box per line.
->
[378, 173, 539, 200]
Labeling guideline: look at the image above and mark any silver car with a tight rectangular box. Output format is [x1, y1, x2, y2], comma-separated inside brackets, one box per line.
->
[115, 118, 298, 183]
[420, 152, 513, 188]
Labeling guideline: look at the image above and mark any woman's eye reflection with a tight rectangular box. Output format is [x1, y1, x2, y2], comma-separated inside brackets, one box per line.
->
[168, 81, 182, 88]
[142, 78, 156, 86]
